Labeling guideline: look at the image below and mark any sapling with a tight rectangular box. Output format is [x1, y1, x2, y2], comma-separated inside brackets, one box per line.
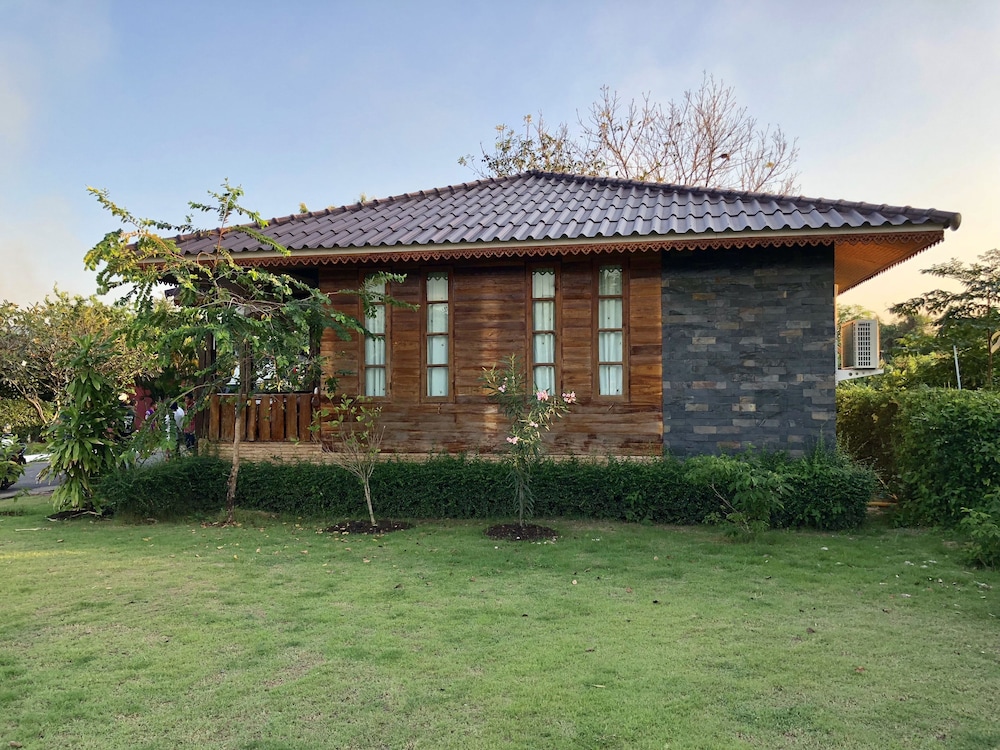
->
[323, 396, 384, 527]
[481, 354, 575, 526]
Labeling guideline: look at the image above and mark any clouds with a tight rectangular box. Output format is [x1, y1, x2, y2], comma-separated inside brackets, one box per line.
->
[0, 0, 996, 314]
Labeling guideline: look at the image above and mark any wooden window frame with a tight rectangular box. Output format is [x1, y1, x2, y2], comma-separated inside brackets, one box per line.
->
[593, 260, 629, 400]
[526, 263, 561, 395]
[360, 271, 391, 400]
[421, 267, 453, 401]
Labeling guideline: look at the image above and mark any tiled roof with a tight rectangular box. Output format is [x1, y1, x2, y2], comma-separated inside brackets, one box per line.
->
[171, 171, 960, 256]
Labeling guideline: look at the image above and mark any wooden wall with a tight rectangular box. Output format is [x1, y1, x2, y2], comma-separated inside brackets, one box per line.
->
[316, 252, 663, 456]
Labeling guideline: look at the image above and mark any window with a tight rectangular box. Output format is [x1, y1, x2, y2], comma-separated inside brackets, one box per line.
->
[363, 275, 388, 397]
[597, 264, 625, 396]
[425, 271, 450, 398]
[530, 267, 557, 394]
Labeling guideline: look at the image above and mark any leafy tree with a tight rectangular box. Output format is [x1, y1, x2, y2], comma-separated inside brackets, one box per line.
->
[891, 249, 1000, 389]
[460, 75, 799, 193]
[85, 180, 397, 524]
[0, 290, 152, 424]
[42, 336, 134, 511]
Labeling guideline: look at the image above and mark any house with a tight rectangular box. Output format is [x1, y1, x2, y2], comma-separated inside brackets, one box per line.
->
[178, 171, 959, 460]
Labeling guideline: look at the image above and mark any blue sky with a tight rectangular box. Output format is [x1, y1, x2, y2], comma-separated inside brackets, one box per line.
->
[2, 0, 998, 315]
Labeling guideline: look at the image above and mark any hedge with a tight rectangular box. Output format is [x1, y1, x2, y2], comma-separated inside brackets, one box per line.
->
[838, 385, 1000, 526]
[98, 451, 873, 531]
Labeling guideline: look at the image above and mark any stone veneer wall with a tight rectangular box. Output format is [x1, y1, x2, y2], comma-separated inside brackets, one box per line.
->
[661, 244, 836, 456]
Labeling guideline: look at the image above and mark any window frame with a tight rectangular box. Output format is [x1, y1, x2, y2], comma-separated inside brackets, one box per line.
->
[421, 267, 454, 401]
[526, 263, 561, 396]
[360, 271, 391, 400]
[593, 260, 629, 399]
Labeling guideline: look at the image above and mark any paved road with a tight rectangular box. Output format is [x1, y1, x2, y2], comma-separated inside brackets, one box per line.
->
[0, 457, 57, 498]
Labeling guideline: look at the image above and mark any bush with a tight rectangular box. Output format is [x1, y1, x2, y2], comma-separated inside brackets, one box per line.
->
[893, 389, 1000, 526]
[775, 449, 876, 531]
[836, 385, 900, 494]
[99, 451, 872, 531]
[961, 501, 1000, 569]
[98, 455, 230, 519]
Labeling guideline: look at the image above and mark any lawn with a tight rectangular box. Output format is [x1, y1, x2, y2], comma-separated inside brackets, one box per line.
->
[1, 494, 998, 749]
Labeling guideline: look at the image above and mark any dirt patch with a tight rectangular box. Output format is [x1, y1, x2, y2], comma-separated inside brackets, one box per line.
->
[323, 520, 414, 535]
[484, 523, 559, 541]
[46, 509, 104, 521]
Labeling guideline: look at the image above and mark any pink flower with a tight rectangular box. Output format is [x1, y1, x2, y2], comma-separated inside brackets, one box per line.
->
[528, 421, 539, 428]
[562, 391, 577, 404]
[498, 384, 507, 393]
[506, 436, 519, 444]
[536, 390, 549, 402]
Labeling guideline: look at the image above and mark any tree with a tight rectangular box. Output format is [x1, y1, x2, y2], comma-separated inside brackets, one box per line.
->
[42, 336, 134, 511]
[891, 249, 1000, 389]
[85, 180, 397, 524]
[0, 290, 152, 424]
[323, 396, 384, 527]
[460, 75, 799, 193]
[480, 355, 575, 527]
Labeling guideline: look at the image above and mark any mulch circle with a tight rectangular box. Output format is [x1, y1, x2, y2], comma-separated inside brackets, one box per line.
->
[484, 523, 559, 542]
[323, 520, 414, 535]
[46, 509, 104, 521]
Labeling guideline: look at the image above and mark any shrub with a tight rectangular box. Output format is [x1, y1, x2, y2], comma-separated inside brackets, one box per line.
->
[98, 455, 230, 519]
[684, 454, 788, 538]
[836, 385, 900, 494]
[893, 389, 1000, 526]
[961, 501, 1000, 569]
[774, 448, 876, 531]
[99, 451, 871, 531]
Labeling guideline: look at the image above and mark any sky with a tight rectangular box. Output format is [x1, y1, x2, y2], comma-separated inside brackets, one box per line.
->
[2, 0, 998, 316]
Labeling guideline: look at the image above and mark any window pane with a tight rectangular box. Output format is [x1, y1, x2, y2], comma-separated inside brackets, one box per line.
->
[599, 365, 623, 396]
[427, 335, 448, 365]
[532, 269, 555, 298]
[599, 266, 622, 296]
[599, 331, 622, 362]
[599, 299, 623, 329]
[533, 300, 555, 331]
[365, 337, 385, 366]
[365, 368, 386, 397]
[428, 367, 448, 397]
[427, 302, 448, 333]
[534, 365, 555, 394]
[533, 333, 555, 364]
[366, 305, 385, 335]
[364, 276, 386, 295]
[426, 273, 448, 302]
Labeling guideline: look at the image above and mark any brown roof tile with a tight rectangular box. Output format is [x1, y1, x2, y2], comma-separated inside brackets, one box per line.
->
[170, 171, 960, 258]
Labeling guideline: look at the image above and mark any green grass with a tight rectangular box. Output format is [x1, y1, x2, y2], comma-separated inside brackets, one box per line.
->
[1, 495, 998, 749]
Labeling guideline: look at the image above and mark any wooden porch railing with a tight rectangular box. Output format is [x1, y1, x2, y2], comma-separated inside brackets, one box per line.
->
[201, 393, 321, 443]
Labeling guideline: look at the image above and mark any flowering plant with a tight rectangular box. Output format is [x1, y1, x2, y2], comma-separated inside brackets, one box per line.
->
[481, 354, 575, 526]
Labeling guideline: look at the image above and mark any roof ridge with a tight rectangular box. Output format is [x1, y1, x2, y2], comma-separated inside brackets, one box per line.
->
[519, 169, 957, 222]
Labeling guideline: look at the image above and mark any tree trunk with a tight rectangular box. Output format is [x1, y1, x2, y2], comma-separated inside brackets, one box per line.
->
[225, 352, 251, 525]
[363, 474, 376, 527]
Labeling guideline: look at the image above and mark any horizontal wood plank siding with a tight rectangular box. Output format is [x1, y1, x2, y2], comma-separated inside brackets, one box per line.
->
[310, 256, 663, 456]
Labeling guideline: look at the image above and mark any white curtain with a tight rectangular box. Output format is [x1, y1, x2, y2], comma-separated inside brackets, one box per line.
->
[365, 368, 386, 397]
[599, 266, 622, 296]
[427, 367, 448, 397]
[599, 365, 623, 396]
[365, 337, 385, 366]
[532, 269, 555, 298]
[534, 365, 555, 393]
[427, 303, 448, 333]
